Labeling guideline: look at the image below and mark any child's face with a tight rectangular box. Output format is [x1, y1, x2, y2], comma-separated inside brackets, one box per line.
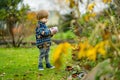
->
[40, 18, 48, 23]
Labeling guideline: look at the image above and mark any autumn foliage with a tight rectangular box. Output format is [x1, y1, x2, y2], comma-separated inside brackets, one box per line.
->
[52, 0, 120, 79]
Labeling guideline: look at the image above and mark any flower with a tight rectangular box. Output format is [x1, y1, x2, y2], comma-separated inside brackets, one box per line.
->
[84, 15, 90, 21]
[95, 40, 109, 56]
[86, 47, 97, 61]
[103, 0, 112, 3]
[98, 47, 106, 56]
[87, 3, 96, 11]
[62, 42, 72, 54]
[52, 42, 72, 68]
[53, 44, 62, 63]
[65, 0, 69, 3]
[90, 12, 96, 17]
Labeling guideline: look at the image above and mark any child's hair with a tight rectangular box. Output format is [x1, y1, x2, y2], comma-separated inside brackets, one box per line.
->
[36, 10, 49, 20]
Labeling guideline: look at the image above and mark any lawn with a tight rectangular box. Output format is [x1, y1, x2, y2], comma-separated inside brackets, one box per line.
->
[0, 46, 68, 80]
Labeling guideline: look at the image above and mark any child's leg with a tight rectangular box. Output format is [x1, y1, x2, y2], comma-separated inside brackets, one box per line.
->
[45, 47, 55, 69]
[38, 48, 46, 69]
[45, 47, 50, 64]
[39, 48, 44, 64]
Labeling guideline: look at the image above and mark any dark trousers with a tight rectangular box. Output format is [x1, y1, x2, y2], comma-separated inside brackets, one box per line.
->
[39, 47, 50, 65]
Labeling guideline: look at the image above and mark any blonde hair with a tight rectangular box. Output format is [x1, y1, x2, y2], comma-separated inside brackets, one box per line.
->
[36, 10, 49, 20]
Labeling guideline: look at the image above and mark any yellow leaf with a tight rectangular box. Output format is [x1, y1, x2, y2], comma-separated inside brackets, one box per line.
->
[69, 0, 75, 8]
[103, 0, 112, 3]
[86, 48, 97, 61]
[84, 15, 90, 21]
[90, 12, 96, 17]
[98, 47, 106, 56]
[62, 42, 72, 54]
[78, 49, 86, 59]
[87, 3, 96, 11]
[65, 0, 69, 3]
[95, 40, 109, 56]
[53, 44, 63, 63]
[52, 42, 72, 68]
[78, 41, 90, 59]
[103, 0, 107, 3]
[54, 58, 62, 69]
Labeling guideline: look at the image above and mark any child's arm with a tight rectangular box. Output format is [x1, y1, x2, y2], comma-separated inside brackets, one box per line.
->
[41, 28, 51, 36]
[39, 26, 58, 37]
[36, 26, 58, 38]
[37, 27, 51, 37]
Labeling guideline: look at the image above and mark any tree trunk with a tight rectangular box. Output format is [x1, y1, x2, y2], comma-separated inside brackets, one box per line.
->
[7, 21, 16, 47]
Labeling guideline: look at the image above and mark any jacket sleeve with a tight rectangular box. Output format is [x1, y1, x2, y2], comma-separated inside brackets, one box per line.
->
[36, 27, 51, 37]
[42, 28, 51, 36]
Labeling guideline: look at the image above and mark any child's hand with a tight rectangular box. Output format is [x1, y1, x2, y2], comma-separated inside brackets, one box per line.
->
[50, 27, 58, 35]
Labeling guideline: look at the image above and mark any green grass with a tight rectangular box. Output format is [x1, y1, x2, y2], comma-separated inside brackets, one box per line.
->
[52, 31, 77, 40]
[0, 46, 68, 80]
